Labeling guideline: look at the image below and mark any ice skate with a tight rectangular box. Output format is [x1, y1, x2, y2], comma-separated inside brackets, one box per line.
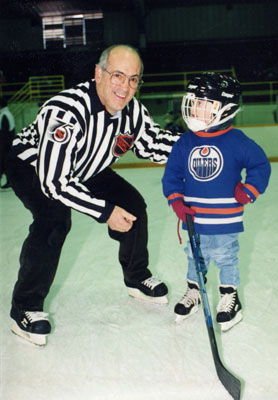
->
[216, 285, 242, 332]
[11, 306, 51, 346]
[174, 280, 201, 322]
[125, 276, 168, 304]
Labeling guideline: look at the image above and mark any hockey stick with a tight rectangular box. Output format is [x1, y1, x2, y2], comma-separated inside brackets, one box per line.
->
[186, 214, 242, 400]
[194, 227, 208, 284]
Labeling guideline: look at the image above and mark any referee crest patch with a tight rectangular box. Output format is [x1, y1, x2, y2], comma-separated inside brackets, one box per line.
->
[113, 132, 134, 157]
[54, 127, 67, 142]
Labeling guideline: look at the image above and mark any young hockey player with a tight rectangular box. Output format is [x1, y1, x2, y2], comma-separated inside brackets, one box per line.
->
[162, 72, 271, 331]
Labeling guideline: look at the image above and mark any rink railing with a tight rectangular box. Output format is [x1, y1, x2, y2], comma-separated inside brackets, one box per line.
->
[1, 71, 278, 107]
[6, 75, 65, 111]
[138, 71, 278, 105]
[3, 75, 65, 118]
[2, 75, 65, 133]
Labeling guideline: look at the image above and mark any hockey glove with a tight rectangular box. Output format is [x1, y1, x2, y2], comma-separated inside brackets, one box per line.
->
[234, 182, 252, 205]
[171, 199, 195, 223]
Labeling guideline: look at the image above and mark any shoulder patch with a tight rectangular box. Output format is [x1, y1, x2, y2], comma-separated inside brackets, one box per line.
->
[47, 123, 73, 144]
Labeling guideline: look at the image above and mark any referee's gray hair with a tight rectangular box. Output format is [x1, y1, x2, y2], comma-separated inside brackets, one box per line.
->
[97, 44, 144, 77]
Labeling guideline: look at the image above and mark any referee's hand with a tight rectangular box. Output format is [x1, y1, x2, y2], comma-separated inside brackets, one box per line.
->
[107, 206, 137, 232]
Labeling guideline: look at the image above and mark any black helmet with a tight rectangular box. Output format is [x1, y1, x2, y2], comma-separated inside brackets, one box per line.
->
[182, 72, 241, 131]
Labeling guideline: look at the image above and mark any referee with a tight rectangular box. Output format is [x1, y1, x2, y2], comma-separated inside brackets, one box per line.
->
[7, 44, 181, 346]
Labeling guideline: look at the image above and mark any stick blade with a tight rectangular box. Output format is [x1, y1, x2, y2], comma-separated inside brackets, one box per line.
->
[215, 360, 241, 400]
[208, 327, 241, 400]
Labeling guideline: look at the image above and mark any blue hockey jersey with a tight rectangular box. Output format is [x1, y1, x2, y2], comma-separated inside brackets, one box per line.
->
[162, 126, 271, 234]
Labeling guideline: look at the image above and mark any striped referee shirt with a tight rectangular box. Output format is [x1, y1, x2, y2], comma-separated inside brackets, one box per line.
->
[12, 80, 180, 221]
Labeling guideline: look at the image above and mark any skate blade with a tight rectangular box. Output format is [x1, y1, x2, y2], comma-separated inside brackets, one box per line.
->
[127, 288, 168, 304]
[175, 305, 199, 323]
[11, 322, 47, 346]
[175, 314, 189, 323]
[219, 311, 243, 332]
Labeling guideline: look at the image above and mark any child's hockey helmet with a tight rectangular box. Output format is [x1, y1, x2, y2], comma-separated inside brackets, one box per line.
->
[182, 72, 241, 132]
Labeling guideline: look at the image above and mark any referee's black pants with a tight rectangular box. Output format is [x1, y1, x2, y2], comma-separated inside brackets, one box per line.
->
[7, 157, 151, 311]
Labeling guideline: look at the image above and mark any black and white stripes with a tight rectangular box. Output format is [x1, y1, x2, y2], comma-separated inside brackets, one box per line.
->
[11, 80, 180, 220]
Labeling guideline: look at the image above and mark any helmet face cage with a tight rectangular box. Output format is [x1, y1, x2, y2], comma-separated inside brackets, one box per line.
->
[182, 72, 241, 131]
[182, 93, 222, 132]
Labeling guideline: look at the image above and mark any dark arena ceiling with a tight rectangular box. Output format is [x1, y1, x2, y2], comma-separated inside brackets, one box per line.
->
[0, 0, 267, 19]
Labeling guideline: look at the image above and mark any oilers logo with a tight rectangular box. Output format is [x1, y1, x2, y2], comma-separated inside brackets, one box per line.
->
[188, 145, 223, 181]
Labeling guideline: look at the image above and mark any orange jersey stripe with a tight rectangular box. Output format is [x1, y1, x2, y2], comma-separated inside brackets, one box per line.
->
[243, 183, 260, 198]
[192, 206, 244, 215]
[167, 193, 184, 201]
[194, 126, 233, 137]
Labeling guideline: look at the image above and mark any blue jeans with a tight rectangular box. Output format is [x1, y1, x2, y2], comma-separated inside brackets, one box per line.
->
[185, 233, 240, 287]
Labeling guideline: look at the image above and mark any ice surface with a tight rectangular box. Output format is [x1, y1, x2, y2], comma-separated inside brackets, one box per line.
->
[1, 164, 278, 400]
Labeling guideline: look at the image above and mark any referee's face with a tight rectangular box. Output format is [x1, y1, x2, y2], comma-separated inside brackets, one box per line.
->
[95, 47, 141, 115]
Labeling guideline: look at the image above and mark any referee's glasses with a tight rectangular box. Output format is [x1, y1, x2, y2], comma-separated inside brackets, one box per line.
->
[104, 69, 143, 89]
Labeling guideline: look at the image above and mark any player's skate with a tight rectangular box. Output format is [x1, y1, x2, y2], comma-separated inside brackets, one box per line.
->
[10, 305, 51, 346]
[125, 276, 168, 304]
[174, 279, 201, 322]
[216, 285, 242, 332]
